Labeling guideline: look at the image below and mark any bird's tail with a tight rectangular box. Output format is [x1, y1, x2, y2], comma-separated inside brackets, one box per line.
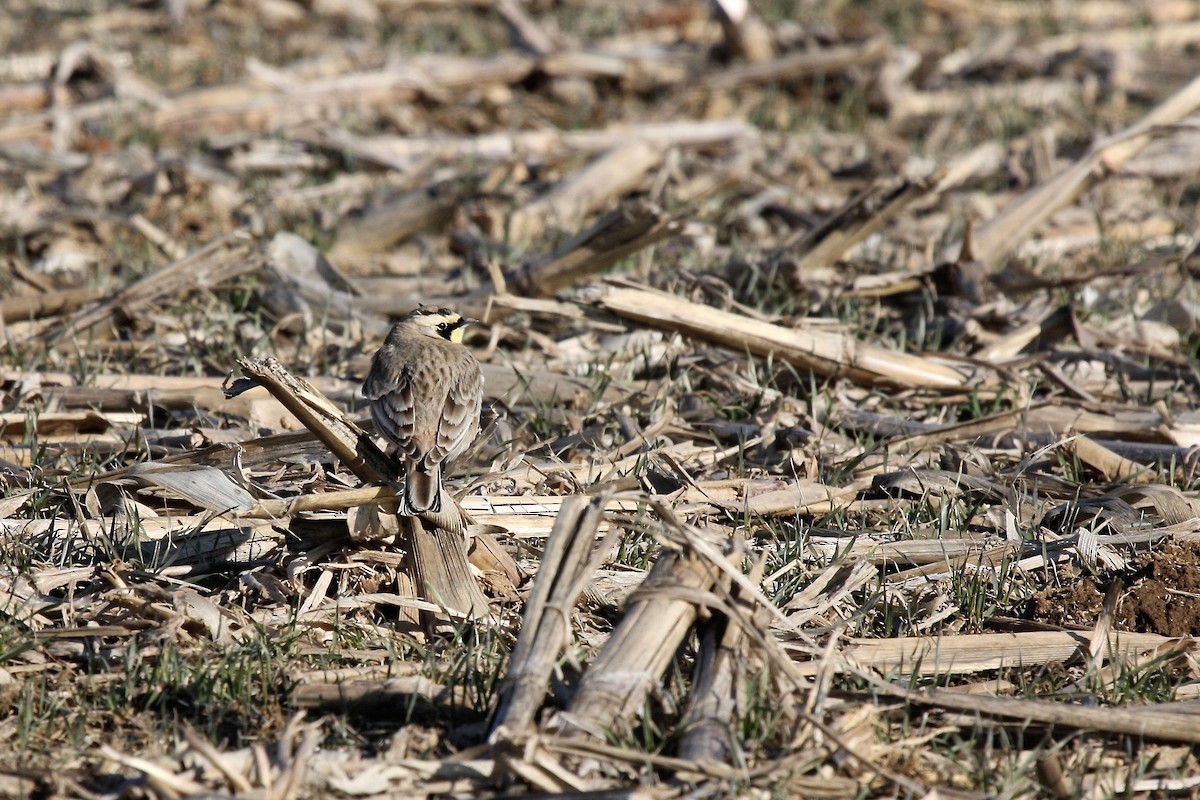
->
[402, 462, 443, 515]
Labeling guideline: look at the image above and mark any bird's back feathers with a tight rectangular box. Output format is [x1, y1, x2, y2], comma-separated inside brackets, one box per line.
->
[363, 318, 483, 516]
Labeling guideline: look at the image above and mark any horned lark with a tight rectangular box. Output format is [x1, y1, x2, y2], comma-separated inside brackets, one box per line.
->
[363, 307, 483, 517]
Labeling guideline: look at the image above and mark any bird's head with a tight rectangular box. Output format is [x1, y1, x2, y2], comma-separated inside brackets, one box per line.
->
[402, 307, 478, 343]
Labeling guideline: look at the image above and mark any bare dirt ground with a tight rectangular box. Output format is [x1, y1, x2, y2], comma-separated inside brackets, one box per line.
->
[5, 0, 1200, 798]
[1030, 541, 1200, 637]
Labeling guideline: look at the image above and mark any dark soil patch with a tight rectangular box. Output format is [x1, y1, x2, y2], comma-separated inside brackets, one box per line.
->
[1026, 541, 1200, 637]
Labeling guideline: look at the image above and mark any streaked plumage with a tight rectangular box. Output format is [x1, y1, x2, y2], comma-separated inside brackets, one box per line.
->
[362, 308, 483, 517]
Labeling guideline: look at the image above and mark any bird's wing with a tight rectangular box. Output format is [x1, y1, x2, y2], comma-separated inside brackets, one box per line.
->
[430, 365, 483, 468]
[364, 362, 421, 460]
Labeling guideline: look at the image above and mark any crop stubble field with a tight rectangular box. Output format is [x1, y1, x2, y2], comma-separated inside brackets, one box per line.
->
[5, 0, 1200, 797]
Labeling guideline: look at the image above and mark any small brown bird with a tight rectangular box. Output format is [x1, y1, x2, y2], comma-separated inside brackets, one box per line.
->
[363, 307, 484, 517]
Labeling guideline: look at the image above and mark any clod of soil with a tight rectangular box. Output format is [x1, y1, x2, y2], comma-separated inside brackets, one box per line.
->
[1026, 541, 1200, 638]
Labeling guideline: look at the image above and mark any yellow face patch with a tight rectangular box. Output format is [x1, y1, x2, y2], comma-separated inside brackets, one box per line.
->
[423, 312, 470, 342]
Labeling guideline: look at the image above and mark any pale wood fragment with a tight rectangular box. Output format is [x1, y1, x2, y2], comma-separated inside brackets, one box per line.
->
[879, 681, 1200, 744]
[449, 200, 681, 323]
[495, 0, 557, 56]
[1024, 19, 1200, 66]
[676, 555, 765, 765]
[504, 200, 679, 299]
[327, 179, 463, 263]
[127, 213, 187, 260]
[886, 544, 1018, 584]
[0, 410, 110, 438]
[181, 727, 254, 795]
[467, 530, 523, 590]
[0, 286, 105, 324]
[552, 544, 722, 738]
[152, 55, 536, 137]
[964, 70, 1200, 270]
[1073, 436, 1153, 483]
[308, 119, 752, 168]
[538, 50, 626, 80]
[804, 535, 1014, 566]
[740, 480, 862, 517]
[926, 0, 1195, 28]
[975, 305, 1073, 362]
[492, 495, 614, 735]
[703, 36, 889, 89]
[888, 78, 1078, 127]
[99, 746, 210, 797]
[786, 173, 942, 279]
[790, 630, 1189, 677]
[598, 283, 974, 389]
[507, 139, 665, 243]
[292, 675, 475, 712]
[409, 520, 492, 620]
